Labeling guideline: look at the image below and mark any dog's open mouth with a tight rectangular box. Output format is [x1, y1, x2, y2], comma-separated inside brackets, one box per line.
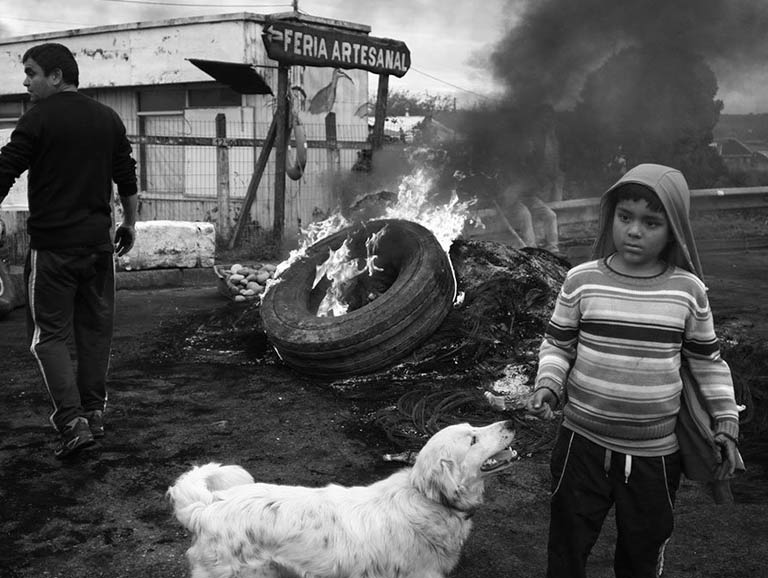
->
[481, 448, 519, 473]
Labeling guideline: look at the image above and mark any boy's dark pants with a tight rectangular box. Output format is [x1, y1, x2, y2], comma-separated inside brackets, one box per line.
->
[547, 428, 681, 578]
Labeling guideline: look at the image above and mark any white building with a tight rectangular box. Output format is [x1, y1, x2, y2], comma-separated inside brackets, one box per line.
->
[0, 11, 373, 254]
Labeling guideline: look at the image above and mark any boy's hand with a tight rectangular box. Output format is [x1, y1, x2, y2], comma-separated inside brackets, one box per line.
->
[526, 388, 557, 420]
[713, 433, 738, 480]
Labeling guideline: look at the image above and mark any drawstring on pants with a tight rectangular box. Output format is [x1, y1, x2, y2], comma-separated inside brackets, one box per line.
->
[624, 455, 632, 484]
[603, 448, 633, 483]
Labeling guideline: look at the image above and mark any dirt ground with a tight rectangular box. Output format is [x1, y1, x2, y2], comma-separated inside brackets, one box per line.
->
[1, 247, 767, 578]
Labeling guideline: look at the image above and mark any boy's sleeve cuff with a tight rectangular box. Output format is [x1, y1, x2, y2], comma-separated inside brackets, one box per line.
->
[714, 418, 739, 443]
[118, 186, 138, 197]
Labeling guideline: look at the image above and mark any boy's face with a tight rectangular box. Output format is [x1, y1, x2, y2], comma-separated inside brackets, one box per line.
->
[611, 198, 670, 273]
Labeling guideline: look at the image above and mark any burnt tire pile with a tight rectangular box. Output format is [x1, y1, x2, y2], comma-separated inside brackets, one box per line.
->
[260, 219, 456, 377]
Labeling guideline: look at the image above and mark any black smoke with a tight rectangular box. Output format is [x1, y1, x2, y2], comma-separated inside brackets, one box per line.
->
[449, 0, 768, 193]
[490, 0, 768, 111]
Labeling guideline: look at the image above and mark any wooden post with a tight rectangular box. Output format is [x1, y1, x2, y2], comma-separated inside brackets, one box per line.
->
[215, 113, 231, 244]
[273, 64, 290, 244]
[138, 115, 148, 191]
[325, 111, 339, 171]
[227, 114, 278, 250]
[371, 73, 389, 150]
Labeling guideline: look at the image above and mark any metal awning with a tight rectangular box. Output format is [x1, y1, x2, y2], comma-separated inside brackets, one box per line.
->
[187, 58, 273, 95]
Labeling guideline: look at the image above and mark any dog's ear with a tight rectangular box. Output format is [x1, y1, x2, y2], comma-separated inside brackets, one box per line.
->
[439, 459, 486, 512]
[439, 458, 465, 502]
[440, 458, 459, 486]
[412, 456, 460, 504]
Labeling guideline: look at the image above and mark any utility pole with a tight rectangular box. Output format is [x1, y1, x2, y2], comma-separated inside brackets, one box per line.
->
[371, 74, 389, 150]
[293, 0, 299, 11]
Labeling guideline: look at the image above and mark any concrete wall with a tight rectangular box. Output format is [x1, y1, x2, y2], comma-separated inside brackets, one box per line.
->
[550, 187, 768, 225]
[0, 15, 263, 94]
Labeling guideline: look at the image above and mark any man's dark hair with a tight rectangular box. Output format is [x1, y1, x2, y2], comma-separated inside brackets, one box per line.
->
[612, 182, 665, 214]
[23, 43, 79, 87]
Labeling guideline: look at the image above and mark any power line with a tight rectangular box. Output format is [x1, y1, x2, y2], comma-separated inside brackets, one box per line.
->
[9, 4, 490, 102]
[100, 0, 291, 7]
[3, 16, 90, 26]
[409, 66, 490, 99]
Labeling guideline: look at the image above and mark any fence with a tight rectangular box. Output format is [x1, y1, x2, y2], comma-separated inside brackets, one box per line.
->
[123, 115, 369, 236]
[4, 112, 768, 267]
[0, 114, 370, 263]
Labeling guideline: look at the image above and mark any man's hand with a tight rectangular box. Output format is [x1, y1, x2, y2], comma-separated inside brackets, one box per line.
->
[525, 387, 557, 420]
[114, 224, 136, 257]
[713, 433, 738, 480]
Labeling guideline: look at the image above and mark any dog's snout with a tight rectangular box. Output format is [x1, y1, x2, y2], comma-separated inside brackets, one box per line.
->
[502, 420, 515, 432]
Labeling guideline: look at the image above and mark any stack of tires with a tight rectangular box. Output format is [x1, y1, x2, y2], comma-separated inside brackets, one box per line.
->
[260, 219, 456, 377]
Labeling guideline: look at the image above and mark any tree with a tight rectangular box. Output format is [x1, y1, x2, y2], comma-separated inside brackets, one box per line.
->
[560, 45, 728, 190]
[384, 90, 456, 116]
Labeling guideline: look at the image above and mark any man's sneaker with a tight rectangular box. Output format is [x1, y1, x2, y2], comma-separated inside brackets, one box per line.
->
[54, 417, 96, 459]
[87, 410, 105, 439]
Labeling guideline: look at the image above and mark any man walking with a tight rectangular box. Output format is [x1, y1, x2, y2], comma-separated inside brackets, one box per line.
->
[0, 43, 138, 459]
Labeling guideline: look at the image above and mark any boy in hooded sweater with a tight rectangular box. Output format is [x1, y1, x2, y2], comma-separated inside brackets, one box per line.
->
[526, 164, 740, 577]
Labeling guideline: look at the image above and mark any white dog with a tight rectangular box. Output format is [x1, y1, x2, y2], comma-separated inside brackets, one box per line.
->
[167, 420, 516, 578]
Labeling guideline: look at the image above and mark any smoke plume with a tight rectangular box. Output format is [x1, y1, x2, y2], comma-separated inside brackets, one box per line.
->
[491, 0, 768, 112]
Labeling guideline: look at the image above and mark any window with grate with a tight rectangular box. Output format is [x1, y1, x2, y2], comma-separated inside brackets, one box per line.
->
[0, 99, 25, 129]
[138, 88, 186, 112]
[188, 86, 241, 108]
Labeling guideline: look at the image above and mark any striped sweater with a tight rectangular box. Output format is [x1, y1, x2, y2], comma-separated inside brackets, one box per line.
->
[536, 257, 740, 456]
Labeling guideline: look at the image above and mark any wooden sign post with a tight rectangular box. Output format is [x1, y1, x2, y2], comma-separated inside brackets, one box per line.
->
[261, 17, 410, 242]
[273, 64, 290, 243]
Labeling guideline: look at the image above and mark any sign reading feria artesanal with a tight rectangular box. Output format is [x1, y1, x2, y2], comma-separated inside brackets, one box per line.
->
[262, 21, 410, 77]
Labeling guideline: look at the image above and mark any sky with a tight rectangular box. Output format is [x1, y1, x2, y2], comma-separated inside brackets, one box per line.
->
[1, 0, 766, 114]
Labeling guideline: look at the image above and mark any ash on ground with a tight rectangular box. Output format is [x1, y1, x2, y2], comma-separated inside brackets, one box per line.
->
[174, 239, 568, 456]
[326, 240, 570, 454]
[170, 238, 766, 462]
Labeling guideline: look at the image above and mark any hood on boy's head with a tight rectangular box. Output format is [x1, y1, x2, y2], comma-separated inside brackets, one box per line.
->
[591, 163, 703, 279]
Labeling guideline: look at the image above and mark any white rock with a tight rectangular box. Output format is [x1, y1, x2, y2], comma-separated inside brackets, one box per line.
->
[117, 221, 215, 270]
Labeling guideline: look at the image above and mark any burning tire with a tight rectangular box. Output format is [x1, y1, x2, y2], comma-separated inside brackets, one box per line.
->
[260, 219, 456, 376]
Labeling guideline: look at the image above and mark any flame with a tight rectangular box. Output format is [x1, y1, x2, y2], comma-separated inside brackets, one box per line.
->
[314, 226, 387, 317]
[274, 213, 351, 279]
[384, 169, 475, 252]
[264, 168, 474, 315]
[262, 213, 352, 300]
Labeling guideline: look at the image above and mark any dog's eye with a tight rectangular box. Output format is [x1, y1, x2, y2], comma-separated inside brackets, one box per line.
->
[470, 435, 477, 446]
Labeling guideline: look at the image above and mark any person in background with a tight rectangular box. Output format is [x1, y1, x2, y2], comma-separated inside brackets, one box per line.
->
[498, 171, 560, 253]
[608, 145, 628, 179]
[0, 43, 138, 459]
[526, 163, 741, 577]
[520, 173, 560, 254]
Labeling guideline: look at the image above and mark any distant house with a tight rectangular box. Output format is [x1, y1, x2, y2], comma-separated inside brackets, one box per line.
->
[714, 138, 768, 172]
[414, 115, 458, 144]
[715, 138, 753, 170]
[366, 111, 463, 145]
[368, 114, 424, 142]
[431, 110, 468, 138]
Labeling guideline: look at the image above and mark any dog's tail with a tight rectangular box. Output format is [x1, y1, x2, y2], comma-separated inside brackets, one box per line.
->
[167, 462, 254, 531]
